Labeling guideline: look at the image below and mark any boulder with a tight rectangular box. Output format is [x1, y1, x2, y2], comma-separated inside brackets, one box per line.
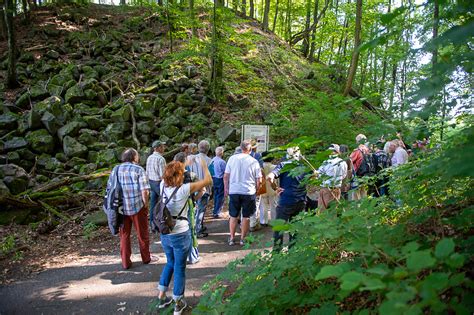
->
[65, 84, 85, 104]
[0, 112, 19, 130]
[186, 65, 199, 78]
[15, 148, 36, 161]
[63, 136, 88, 158]
[160, 125, 179, 138]
[79, 163, 97, 175]
[4, 137, 28, 151]
[26, 129, 55, 154]
[0, 164, 29, 195]
[29, 85, 49, 101]
[216, 124, 237, 143]
[135, 99, 155, 119]
[82, 66, 99, 80]
[104, 122, 130, 142]
[137, 120, 155, 134]
[37, 154, 63, 171]
[83, 210, 108, 227]
[95, 148, 118, 167]
[110, 106, 131, 122]
[175, 76, 191, 88]
[57, 121, 87, 140]
[15, 92, 30, 109]
[0, 180, 10, 197]
[41, 111, 62, 135]
[65, 157, 87, 170]
[6, 151, 20, 165]
[27, 108, 43, 130]
[176, 93, 193, 107]
[160, 79, 174, 88]
[45, 50, 60, 59]
[83, 115, 104, 129]
[78, 129, 99, 145]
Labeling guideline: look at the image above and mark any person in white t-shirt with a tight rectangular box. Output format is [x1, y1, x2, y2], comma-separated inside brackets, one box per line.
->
[156, 159, 212, 314]
[224, 140, 263, 246]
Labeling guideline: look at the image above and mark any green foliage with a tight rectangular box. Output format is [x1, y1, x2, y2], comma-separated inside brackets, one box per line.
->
[82, 222, 99, 240]
[197, 126, 473, 314]
[1, 235, 15, 254]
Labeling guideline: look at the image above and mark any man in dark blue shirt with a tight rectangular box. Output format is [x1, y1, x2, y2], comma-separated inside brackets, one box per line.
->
[267, 148, 307, 251]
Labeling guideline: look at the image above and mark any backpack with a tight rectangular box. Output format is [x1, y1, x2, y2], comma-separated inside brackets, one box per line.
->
[151, 185, 188, 235]
[103, 165, 124, 236]
[208, 161, 215, 177]
[356, 151, 376, 177]
[373, 151, 391, 173]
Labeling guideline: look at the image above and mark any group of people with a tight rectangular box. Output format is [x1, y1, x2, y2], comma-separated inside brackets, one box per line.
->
[106, 133, 410, 314]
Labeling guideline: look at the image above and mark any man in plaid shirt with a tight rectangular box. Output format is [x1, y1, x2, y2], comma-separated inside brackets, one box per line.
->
[117, 148, 152, 269]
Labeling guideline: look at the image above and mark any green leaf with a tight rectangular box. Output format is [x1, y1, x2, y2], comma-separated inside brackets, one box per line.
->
[367, 265, 389, 276]
[406, 250, 436, 272]
[447, 253, 465, 268]
[402, 241, 420, 255]
[340, 271, 365, 291]
[270, 219, 290, 232]
[422, 272, 450, 292]
[435, 238, 455, 259]
[361, 278, 386, 291]
[315, 265, 344, 280]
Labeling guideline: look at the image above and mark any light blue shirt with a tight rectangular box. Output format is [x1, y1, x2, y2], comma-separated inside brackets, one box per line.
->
[211, 156, 226, 178]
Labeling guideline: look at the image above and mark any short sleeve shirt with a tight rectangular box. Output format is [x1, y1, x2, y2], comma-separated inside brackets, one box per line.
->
[225, 153, 262, 195]
[160, 182, 191, 234]
[117, 162, 150, 215]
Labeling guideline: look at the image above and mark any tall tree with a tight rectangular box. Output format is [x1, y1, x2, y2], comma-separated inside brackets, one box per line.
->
[0, 0, 6, 40]
[210, 0, 224, 98]
[241, 0, 246, 16]
[343, 0, 362, 96]
[4, 0, 18, 89]
[301, 0, 312, 57]
[249, 0, 254, 18]
[262, 0, 270, 30]
[272, 0, 279, 32]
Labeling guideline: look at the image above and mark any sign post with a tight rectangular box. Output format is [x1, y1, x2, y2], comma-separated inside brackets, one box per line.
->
[241, 125, 269, 152]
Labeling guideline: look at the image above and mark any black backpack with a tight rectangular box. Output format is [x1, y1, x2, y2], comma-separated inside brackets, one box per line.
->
[151, 185, 187, 235]
[373, 151, 391, 173]
[356, 151, 376, 177]
[103, 165, 124, 235]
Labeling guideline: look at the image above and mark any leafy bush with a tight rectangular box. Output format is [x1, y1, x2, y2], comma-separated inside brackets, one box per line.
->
[196, 125, 474, 314]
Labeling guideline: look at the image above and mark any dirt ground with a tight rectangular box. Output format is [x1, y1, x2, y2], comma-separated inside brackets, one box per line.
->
[0, 208, 273, 314]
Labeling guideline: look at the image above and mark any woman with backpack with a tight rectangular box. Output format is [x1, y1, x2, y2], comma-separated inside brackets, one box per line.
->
[156, 158, 212, 314]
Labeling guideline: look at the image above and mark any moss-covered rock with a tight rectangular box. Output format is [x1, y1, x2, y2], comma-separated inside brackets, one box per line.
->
[0, 180, 10, 197]
[63, 136, 88, 158]
[78, 129, 99, 145]
[83, 210, 108, 226]
[15, 148, 36, 161]
[57, 121, 87, 140]
[6, 151, 20, 165]
[15, 92, 30, 109]
[135, 99, 155, 118]
[0, 164, 29, 195]
[96, 148, 118, 167]
[176, 93, 193, 107]
[37, 154, 63, 171]
[3, 137, 28, 151]
[110, 105, 131, 122]
[65, 84, 85, 104]
[41, 111, 62, 135]
[0, 112, 20, 130]
[104, 122, 130, 142]
[137, 120, 155, 134]
[83, 115, 104, 129]
[26, 129, 55, 154]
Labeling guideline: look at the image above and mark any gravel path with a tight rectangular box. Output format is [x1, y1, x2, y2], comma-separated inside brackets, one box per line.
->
[0, 213, 273, 314]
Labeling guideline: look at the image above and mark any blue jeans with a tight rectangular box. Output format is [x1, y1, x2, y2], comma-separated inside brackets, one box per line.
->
[195, 193, 210, 233]
[149, 180, 161, 226]
[158, 230, 191, 300]
[212, 177, 225, 216]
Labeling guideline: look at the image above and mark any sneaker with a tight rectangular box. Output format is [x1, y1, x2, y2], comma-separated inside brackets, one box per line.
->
[239, 239, 245, 246]
[228, 238, 235, 246]
[197, 232, 209, 238]
[188, 257, 201, 265]
[173, 298, 187, 315]
[157, 296, 173, 309]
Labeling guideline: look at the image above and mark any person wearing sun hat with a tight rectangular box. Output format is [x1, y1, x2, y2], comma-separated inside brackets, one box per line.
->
[317, 144, 348, 210]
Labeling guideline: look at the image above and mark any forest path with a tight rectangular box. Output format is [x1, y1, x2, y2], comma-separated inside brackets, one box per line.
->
[0, 212, 273, 314]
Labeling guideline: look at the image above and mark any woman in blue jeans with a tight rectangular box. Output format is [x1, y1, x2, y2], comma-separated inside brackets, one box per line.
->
[157, 158, 212, 314]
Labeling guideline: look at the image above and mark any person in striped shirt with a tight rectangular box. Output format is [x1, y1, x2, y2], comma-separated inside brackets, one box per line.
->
[117, 148, 152, 270]
[146, 140, 167, 225]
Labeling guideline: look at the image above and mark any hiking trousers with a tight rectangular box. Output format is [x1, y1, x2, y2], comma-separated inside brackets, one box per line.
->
[119, 206, 151, 269]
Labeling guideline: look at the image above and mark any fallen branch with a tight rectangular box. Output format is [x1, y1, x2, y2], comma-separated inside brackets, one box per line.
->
[38, 201, 72, 222]
[29, 171, 110, 194]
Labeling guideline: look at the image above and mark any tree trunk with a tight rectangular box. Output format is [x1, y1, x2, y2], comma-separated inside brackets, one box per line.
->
[210, 0, 224, 98]
[249, 0, 254, 18]
[4, 0, 18, 89]
[343, 0, 362, 96]
[190, 0, 197, 36]
[241, 0, 246, 16]
[301, 0, 311, 57]
[262, 0, 270, 30]
[326, 0, 339, 64]
[0, 1, 6, 41]
[308, 0, 319, 61]
[272, 0, 279, 32]
[432, 0, 439, 71]
[358, 52, 369, 93]
[21, 0, 28, 22]
[285, 0, 291, 42]
[388, 61, 397, 111]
